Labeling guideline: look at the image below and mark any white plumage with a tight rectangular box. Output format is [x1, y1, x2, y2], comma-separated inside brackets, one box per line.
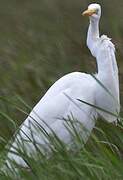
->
[6, 3, 119, 167]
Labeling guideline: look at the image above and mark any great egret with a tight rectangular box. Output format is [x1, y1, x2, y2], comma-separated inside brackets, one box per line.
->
[5, 3, 119, 168]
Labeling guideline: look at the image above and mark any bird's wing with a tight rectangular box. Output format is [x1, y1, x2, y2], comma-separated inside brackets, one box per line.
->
[7, 73, 97, 168]
[8, 83, 95, 167]
[8, 88, 72, 162]
[39, 72, 91, 103]
[20, 73, 96, 143]
[49, 82, 96, 144]
[20, 88, 71, 138]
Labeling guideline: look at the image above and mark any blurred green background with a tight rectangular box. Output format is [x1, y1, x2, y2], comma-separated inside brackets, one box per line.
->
[0, 0, 123, 139]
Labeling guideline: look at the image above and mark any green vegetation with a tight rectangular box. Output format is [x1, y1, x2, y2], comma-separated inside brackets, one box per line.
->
[0, 0, 123, 179]
[0, 103, 123, 179]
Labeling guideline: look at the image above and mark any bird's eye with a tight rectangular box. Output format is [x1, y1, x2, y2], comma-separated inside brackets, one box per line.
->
[95, 9, 99, 14]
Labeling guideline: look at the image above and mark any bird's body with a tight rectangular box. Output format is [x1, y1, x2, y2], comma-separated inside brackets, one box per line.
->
[7, 72, 97, 166]
[21, 72, 97, 140]
[5, 3, 120, 168]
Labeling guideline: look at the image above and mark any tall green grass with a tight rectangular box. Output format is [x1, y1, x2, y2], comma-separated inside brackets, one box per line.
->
[0, 94, 123, 180]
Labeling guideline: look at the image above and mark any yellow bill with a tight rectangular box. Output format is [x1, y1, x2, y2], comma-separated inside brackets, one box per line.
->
[82, 9, 96, 16]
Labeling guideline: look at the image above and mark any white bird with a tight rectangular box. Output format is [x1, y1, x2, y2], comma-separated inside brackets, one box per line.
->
[5, 3, 119, 168]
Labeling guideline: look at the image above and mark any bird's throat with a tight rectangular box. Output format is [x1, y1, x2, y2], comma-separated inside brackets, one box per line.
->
[87, 19, 100, 57]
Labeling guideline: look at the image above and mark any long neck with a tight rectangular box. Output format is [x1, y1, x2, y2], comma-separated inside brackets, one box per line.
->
[87, 18, 99, 57]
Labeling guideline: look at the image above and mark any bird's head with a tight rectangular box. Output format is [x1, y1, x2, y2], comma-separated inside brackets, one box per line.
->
[82, 3, 101, 20]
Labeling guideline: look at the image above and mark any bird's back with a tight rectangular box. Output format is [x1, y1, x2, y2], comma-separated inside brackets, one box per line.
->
[6, 72, 97, 168]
